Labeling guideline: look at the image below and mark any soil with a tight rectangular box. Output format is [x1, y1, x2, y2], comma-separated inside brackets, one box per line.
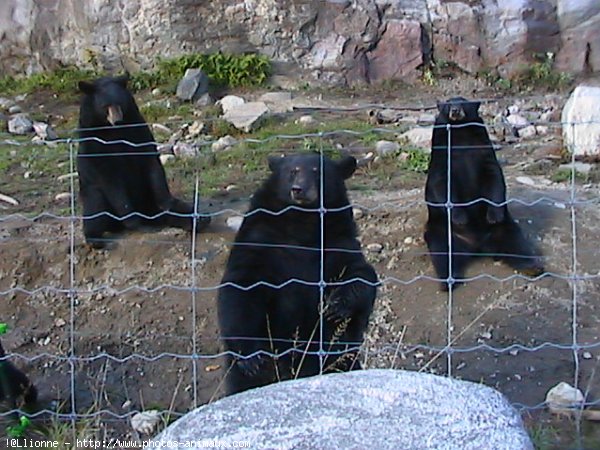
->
[1, 75, 599, 447]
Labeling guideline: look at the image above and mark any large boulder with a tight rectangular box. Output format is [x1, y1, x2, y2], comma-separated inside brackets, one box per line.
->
[556, 0, 600, 73]
[561, 85, 600, 157]
[152, 369, 533, 450]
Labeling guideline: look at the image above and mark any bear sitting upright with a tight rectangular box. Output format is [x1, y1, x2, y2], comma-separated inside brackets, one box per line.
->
[425, 97, 544, 290]
[218, 153, 378, 395]
[77, 75, 210, 247]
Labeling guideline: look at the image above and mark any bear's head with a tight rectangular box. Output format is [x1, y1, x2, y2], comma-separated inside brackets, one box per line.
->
[436, 97, 481, 124]
[79, 75, 136, 126]
[267, 154, 356, 208]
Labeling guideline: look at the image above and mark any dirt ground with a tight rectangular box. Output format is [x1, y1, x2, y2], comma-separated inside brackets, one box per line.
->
[1, 77, 600, 447]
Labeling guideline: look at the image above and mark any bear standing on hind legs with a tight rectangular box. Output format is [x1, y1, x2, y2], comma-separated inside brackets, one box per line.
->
[424, 97, 544, 290]
[218, 154, 378, 395]
[77, 75, 210, 248]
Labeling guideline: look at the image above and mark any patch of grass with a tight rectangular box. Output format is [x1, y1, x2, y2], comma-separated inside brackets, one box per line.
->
[550, 168, 588, 183]
[529, 423, 558, 450]
[400, 148, 430, 173]
[0, 67, 98, 96]
[516, 52, 573, 91]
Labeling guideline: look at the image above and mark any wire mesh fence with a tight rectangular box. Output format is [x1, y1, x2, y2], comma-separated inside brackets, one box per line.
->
[0, 99, 598, 445]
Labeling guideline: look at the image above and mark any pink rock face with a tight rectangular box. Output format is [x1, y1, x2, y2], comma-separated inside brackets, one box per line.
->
[367, 19, 422, 83]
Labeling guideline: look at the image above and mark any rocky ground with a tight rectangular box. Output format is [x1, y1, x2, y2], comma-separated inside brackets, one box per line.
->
[1, 75, 600, 447]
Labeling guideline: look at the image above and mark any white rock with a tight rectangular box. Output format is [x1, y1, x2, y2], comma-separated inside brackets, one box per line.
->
[297, 115, 317, 126]
[33, 122, 58, 140]
[187, 120, 205, 137]
[222, 101, 269, 132]
[403, 236, 413, 245]
[399, 127, 432, 150]
[583, 352, 593, 360]
[375, 140, 400, 156]
[131, 410, 162, 435]
[57, 172, 78, 181]
[211, 135, 237, 152]
[217, 95, 245, 115]
[545, 382, 584, 412]
[8, 114, 33, 134]
[352, 208, 364, 219]
[8, 105, 22, 114]
[152, 369, 534, 450]
[152, 123, 172, 134]
[506, 114, 529, 129]
[0, 193, 19, 206]
[367, 243, 384, 253]
[226, 216, 244, 232]
[516, 176, 536, 186]
[517, 125, 537, 139]
[159, 154, 175, 165]
[151, 88, 162, 96]
[54, 192, 72, 202]
[507, 105, 520, 115]
[535, 125, 549, 135]
[562, 85, 600, 156]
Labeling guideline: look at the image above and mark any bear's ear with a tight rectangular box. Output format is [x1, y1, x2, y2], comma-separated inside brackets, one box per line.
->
[114, 73, 130, 87]
[78, 81, 96, 94]
[436, 100, 445, 113]
[336, 156, 357, 179]
[268, 155, 285, 172]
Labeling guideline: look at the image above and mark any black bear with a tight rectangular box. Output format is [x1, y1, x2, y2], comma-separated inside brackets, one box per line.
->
[218, 153, 378, 395]
[0, 340, 37, 410]
[77, 75, 210, 247]
[424, 97, 544, 290]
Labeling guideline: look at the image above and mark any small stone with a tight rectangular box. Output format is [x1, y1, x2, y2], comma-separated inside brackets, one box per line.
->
[259, 92, 293, 113]
[225, 184, 238, 192]
[57, 172, 78, 181]
[187, 120, 205, 138]
[54, 318, 66, 327]
[403, 237, 413, 245]
[122, 400, 132, 409]
[506, 114, 529, 129]
[211, 135, 237, 152]
[195, 93, 214, 108]
[509, 349, 519, 356]
[173, 142, 197, 158]
[375, 140, 400, 156]
[223, 101, 269, 132]
[159, 154, 175, 165]
[23, 171, 31, 179]
[297, 115, 317, 126]
[583, 352, 593, 360]
[152, 123, 172, 134]
[367, 243, 383, 253]
[8, 105, 22, 114]
[151, 88, 162, 96]
[217, 95, 245, 115]
[352, 208, 364, 219]
[559, 162, 593, 174]
[507, 105, 520, 115]
[516, 176, 536, 187]
[399, 127, 432, 150]
[131, 410, 162, 435]
[54, 192, 72, 202]
[226, 216, 244, 232]
[176, 68, 209, 102]
[535, 125, 549, 135]
[517, 125, 537, 139]
[479, 331, 492, 340]
[546, 382, 584, 412]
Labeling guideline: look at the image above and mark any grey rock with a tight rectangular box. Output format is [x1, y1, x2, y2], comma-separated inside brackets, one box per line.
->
[226, 216, 244, 232]
[176, 68, 209, 102]
[194, 92, 214, 108]
[172, 142, 197, 158]
[222, 101, 269, 132]
[211, 135, 237, 152]
[259, 92, 293, 113]
[8, 114, 33, 135]
[152, 370, 533, 450]
[375, 140, 400, 156]
[399, 127, 432, 150]
[8, 105, 22, 114]
[152, 123, 172, 135]
[559, 162, 593, 174]
[506, 114, 530, 130]
[0, 97, 14, 110]
[296, 115, 317, 126]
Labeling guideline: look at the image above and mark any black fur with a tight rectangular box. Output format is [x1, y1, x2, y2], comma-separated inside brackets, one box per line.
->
[77, 75, 209, 247]
[218, 154, 377, 395]
[0, 340, 37, 410]
[425, 97, 544, 290]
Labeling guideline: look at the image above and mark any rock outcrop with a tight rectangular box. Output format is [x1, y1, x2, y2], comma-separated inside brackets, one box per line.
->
[0, 0, 597, 85]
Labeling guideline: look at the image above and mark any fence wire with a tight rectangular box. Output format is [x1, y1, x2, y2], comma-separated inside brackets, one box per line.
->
[0, 102, 597, 446]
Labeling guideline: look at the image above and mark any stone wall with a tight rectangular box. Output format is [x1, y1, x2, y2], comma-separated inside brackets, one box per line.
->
[0, 0, 598, 85]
